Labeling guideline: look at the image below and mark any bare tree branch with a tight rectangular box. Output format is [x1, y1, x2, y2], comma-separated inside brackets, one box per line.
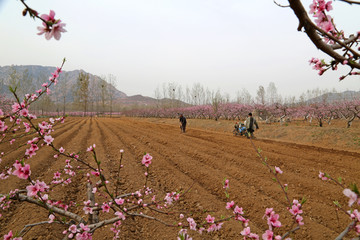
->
[330, 35, 358, 50]
[274, 0, 290, 7]
[19, 221, 62, 237]
[281, 226, 300, 239]
[4, 193, 84, 223]
[87, 183, 99, 224]
[337, 0, 360, 5]
[335, 220, 356, 240]
[87, 212, 177, 234]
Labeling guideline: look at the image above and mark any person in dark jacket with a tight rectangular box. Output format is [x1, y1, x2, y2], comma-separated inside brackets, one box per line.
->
[179, 114, 187, 133]
[245, 112, 259, 138]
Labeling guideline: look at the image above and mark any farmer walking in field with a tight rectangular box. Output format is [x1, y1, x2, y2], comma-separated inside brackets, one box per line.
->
[245, 112, 259, 138]
[179, 114, 187, 133]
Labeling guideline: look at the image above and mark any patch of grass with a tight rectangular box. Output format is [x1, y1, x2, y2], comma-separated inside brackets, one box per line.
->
[353, 137, 360, 146]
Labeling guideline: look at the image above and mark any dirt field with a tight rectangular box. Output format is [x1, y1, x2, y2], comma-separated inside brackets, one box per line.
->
[1, 117, 360, 239]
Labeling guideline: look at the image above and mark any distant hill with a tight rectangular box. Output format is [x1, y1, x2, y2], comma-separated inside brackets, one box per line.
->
[307, 91, 360, 104]
[0, 65, 175, 108]
[0, 65, 127, 100]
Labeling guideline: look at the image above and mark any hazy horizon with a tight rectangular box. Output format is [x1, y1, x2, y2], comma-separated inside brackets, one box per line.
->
[0, 0, 359, 100]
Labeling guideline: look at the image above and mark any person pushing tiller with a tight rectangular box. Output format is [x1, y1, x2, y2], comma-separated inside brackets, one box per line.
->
[245, 112, 259, 138]
[179, 114, 187, 133]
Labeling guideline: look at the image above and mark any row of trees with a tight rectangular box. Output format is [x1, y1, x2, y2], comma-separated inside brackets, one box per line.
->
[154, 81, 359, 108]
[4, 67, 359, 122]
[124, 100, 360, 128]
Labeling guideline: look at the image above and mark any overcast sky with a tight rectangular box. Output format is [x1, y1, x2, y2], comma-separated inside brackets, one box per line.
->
[0, 0, 359, 99]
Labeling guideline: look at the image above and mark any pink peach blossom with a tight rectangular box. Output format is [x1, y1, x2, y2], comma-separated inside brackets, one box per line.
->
[40, 10, 56, 21]
[142, 153, 152, 167]
[223, 179, 229, 189]
[115, 211, 126, 220]
[226, 201, 234, 210]
[296, 214, 304, 225]
[187, 217, 197, 230]
[37, 10, 67, 40]
[318, 171, 329, 181]
[240, 227, 251, 236]
[274, 166, 283, 174]
[101, 203, 110, 213]
[262, 230, 273, 240]
[3, 230, 13, 240]
[48, 214, 55, 223]
[205, 214, 215, 223]
[115, 198, 125, 205]
[268, 212, 281, 228]
[343, 188, 358, 207]
[13, 162, 31, 179]
[233, 205, 244, 215]
[44, 135, 54, 145]
[68, 224, 77, 233]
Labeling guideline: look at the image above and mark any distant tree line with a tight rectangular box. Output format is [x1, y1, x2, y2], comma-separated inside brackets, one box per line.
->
[124, 99, 360, 128]
[1, 66, 359, 119]
[153, 81, 360, 108]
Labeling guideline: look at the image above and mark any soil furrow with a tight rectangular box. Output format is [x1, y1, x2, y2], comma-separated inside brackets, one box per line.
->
[1, 117, 358, 239]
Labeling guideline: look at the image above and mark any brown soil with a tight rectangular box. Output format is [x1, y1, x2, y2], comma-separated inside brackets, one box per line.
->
[1, 117, 360, 239]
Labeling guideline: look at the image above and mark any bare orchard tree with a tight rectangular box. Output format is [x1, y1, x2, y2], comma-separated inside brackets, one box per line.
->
[282, 95, 296, 106]
[236, 88, 253, 105]
[167, 82, 178, 108]
[54, 72, 68, 116]
[161, 82, 168, 100]
[154, 85, 162, 108]
[73, 72, 90, 116]
[191, 83, 205, 105]
[256, 85, 266, 105]
[19, 69, 34, 98]
[8, 68, 35, 99]
[92, 79, 102, 114]
[185, 85, 191, 104]
[99, 80, 108, 115]
[266, 82, 279, 105]
[37, 93, 54, 115]
[88, 76, 100, 117]
[155, 82, 185, 108]
[176, 85, 184, 107]
[8, 66, 20, 94]
[224, 92, 231, 103]
[106, 74, 117, 117]
[211, 89, 224, 121]
[205, 87, 212, 105]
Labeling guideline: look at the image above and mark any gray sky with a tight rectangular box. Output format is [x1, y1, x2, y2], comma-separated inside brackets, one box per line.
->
[0, 0, 359, 99]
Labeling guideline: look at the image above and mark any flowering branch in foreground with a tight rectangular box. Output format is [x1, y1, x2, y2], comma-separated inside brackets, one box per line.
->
[318, 171, 360, 238]
[20, 0, 66, 40]
[287, 0, 360, 79]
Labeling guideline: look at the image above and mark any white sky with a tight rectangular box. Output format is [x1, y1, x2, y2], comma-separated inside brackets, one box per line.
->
[0, 0, 359, 99]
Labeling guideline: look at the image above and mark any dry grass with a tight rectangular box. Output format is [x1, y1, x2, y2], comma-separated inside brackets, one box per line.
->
[145, 118, 360, 153]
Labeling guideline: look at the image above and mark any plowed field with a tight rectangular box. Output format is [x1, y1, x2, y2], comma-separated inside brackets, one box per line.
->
[1, 117, 360, 239]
